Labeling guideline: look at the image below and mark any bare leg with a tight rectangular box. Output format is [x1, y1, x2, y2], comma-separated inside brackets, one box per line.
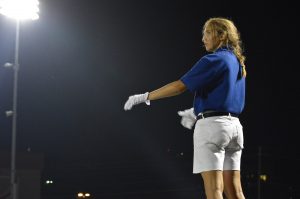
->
[223, 170, 245, 199]
[201, 170, 224, 199]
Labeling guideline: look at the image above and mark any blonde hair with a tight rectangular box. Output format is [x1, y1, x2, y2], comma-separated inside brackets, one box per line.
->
[204, 17, 247, 77]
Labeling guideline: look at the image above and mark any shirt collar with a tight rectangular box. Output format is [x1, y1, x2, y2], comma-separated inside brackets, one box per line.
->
[215, 45, 233, 52]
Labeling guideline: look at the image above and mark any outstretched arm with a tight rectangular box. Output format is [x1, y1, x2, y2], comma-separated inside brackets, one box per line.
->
[124, 80, 187, 110]
[148, 80, 187, 100]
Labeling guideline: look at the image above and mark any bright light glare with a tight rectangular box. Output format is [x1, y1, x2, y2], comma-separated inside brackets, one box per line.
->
[77, 192, 91, 198]
[0, 0, 39, 20]
[46, 180, 53, 184]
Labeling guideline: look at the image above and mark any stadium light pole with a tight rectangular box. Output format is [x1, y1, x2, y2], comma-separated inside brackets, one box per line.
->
[0, 1, 39, 199]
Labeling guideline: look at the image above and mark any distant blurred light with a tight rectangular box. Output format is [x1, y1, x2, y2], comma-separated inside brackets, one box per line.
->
[259, 174, 267, 182]
[0, 0, 39, 20]
[77, 192, 91, 198]
[46, 180, 53, 184]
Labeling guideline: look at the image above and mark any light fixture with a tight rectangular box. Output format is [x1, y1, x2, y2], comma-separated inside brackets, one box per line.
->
[0, 0, 39, 20]
[0, 1, 40, 199]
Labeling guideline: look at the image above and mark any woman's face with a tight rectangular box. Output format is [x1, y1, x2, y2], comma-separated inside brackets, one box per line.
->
[202, 26, 220, 52]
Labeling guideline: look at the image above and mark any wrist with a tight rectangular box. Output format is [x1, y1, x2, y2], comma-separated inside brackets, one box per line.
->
[145, 92, 150, 105]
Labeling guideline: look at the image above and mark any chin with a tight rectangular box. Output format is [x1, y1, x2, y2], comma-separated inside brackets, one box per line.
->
[204, 46, 212, 52]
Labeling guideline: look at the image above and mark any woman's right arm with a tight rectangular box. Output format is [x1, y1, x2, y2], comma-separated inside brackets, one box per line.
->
[148, 80, 187, 101]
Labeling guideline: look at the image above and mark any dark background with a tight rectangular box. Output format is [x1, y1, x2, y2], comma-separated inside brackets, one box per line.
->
[0, 0, 299, 198]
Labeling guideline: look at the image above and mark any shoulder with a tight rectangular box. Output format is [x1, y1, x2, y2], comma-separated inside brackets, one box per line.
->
[199, 52, 226, 66]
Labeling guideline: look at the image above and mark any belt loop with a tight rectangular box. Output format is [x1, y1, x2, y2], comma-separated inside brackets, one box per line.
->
[228, 112, 232, 119]
[198, 112, 204, 120]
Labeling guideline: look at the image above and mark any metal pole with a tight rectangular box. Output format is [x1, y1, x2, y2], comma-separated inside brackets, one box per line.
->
[257, 146, 262, 199]
[11, 19, 20, 199]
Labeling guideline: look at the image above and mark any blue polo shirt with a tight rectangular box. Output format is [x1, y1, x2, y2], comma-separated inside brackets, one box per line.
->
[180, 46, 245, 116]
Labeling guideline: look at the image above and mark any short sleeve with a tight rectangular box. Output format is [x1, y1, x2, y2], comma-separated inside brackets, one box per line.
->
[180, 54, 224, 92]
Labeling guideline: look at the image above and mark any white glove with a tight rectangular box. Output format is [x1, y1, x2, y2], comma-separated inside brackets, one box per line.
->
[177, 107, 197, 129]
[124, 92, 150, 111]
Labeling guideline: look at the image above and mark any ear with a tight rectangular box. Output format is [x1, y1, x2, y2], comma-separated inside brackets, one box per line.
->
[219, 32, 226, 41]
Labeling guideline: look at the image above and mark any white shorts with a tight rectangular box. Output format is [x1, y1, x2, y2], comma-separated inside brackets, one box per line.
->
[193, 115, 244, 174]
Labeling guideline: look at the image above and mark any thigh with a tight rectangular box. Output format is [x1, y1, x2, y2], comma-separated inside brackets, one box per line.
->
[224, 149, 242, 171]
[193, 118, 227, 173]
[224, 119, 244, 170]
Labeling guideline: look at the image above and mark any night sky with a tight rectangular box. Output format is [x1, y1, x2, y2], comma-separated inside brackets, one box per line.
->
[0, 0, 299, 198]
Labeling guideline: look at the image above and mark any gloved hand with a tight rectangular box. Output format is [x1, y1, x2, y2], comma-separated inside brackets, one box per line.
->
[124, 92, 150, 110]
[177, 107, 197, 129]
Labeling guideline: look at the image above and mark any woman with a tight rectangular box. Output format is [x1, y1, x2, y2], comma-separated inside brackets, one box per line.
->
[124, 17, 246, 199]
